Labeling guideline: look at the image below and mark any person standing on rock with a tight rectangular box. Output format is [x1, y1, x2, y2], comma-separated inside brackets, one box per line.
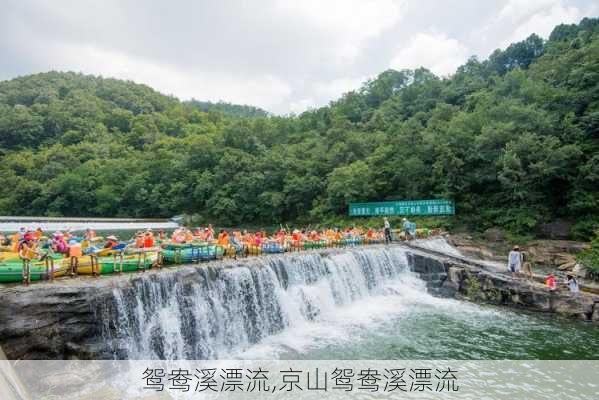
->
[507, 245, 523, 278]
[383, 218, 392, 244]
[521, 250, 533, 279]
[566, 273, 579, 294]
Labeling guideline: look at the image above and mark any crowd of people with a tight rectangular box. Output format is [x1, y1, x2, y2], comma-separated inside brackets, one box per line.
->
[168, 224, 389, 252]
[0, 223, 584, 295]
[0, 222, 399, 262]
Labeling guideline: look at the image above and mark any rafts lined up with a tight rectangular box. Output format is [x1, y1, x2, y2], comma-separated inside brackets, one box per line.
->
[0, 224, 404, 284]
[0, 250, 160, 283]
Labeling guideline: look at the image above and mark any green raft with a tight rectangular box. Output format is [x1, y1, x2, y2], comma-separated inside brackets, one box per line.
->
[0, 261, 64, 283]
[92, 254, 157, 274]
[162, 245, 224, 264]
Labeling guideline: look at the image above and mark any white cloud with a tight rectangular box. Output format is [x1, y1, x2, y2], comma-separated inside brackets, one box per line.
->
[2, 0, 596, 114]
[501, 1, 583, 45]
[277, 0, 403, 38]
[37, 42, 293, 111]
[498, 0, 560, 22]
[275, 0, 404, 61]
[389, 33, 469, 77]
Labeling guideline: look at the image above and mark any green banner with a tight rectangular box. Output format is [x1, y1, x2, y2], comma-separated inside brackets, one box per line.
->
[349, 199, 455, 217]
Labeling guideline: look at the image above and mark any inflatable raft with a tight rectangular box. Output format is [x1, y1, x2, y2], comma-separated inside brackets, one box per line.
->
[0, 260, 67, 282]
[63, 252, 159, 275]
[162, 245, 224, 264]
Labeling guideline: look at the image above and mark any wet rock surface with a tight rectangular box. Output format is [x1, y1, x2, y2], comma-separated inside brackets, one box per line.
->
[408, 251, 599, 322]
[0, 282, 115, 360]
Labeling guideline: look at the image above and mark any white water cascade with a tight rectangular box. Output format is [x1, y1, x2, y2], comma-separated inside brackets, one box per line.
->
[106, 246, 422, 359]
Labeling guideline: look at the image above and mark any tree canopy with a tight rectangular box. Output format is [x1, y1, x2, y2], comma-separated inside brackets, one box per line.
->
[0, 18, 598, 238]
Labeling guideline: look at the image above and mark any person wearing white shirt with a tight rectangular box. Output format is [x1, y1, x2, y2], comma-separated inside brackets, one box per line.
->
[507, 245, 523, 278]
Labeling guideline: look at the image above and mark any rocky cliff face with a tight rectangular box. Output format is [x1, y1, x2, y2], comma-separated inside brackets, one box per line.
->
[0, 280, 116, 359]
[408, 252, 599, 321]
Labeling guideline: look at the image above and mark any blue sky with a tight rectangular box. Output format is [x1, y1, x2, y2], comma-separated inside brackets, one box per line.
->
[1, 0, 597, 114]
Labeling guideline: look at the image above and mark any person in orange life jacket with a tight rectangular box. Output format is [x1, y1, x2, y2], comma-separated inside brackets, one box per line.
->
[18, 234, 38, 261]
[68, 239, 82, 257]
[291, 230, 301, 242]
[217, 230, 229, 246]
[33, 227, 43, 239]
[144, 229, 154, 248]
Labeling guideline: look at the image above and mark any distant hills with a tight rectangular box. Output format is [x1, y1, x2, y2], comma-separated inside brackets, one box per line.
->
[0, 17, 597, 239]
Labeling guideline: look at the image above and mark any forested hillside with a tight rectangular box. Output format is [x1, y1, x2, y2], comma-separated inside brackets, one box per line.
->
[184, 100, 268, 118]
[0, 18, 597, 238]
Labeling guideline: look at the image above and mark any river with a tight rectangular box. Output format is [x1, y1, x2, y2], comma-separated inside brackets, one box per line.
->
[103, 245, 599, 361]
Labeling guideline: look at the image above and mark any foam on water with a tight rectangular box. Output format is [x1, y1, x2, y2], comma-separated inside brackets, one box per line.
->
[104, 245, 515, 360]
[105, 247, 417, 358]
[103, 242, 599, 361]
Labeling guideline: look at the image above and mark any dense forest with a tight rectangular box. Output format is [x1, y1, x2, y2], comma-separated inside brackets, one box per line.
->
[184, 100, 269, 118]
[0, 18, 597, 238]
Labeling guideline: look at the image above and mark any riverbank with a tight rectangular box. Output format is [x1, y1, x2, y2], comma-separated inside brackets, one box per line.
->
[1, 241, 597, 360]
[407, 247, 599, 322]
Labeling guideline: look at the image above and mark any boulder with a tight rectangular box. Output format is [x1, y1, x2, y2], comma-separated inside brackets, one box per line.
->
[558, 260, 577, 271]
[539, 220, 573, 239]
[483, 228, 506, 242]
[526, 241, 588, 268]
[551, 293, 595, 320]
[443, 266, 464, 292]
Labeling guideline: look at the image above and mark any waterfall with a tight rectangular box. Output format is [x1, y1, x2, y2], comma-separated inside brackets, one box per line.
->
[106, 246, 415, 359]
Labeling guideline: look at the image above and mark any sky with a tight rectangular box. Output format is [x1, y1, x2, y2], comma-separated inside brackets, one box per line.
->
[1, 0, 597, 114]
